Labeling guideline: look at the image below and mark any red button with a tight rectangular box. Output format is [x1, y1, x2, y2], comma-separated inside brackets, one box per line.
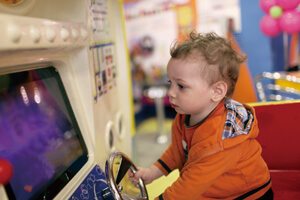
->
[0, 159, 13, 185]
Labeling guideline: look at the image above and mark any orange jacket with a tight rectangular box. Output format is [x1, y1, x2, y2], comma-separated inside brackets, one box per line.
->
[154, 100, 271, 200]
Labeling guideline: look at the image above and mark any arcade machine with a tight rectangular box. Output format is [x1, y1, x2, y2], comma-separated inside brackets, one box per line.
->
[0, 0, 148, 199]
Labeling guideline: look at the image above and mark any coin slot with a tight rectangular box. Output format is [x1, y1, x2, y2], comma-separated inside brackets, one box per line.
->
[115, 112, 125, 140]
[105, 121, 116, 153]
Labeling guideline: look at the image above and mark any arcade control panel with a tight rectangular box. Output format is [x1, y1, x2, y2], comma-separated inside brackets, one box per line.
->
[68, 165, 113, 200]
[0, 161, 114, 200]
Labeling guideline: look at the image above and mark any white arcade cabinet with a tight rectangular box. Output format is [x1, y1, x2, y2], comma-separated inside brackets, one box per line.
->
[0, 0, 146, 199]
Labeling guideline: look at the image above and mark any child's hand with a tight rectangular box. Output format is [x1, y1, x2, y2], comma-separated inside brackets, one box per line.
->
[128, 165, 163, 187]
[128, 167, 153, 186]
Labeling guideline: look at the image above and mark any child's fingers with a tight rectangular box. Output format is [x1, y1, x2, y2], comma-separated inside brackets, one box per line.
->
[129, 176, 139, 186]
[128, 170, 134, 177]
[128, 171, 139, 184]
[128, 167, 146, 186]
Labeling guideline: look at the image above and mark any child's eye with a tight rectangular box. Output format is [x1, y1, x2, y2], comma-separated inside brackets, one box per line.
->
[178, 84, 184, 89]
[167, 80, 172, 84]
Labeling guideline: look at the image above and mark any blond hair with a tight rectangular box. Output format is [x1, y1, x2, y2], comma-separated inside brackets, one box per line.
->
[170, 31, 247, 97]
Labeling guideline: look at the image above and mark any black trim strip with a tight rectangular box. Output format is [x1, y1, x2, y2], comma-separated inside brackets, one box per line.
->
[233, 178, 271, 200]
[157, 159, 172, 173]
[159, 194, 164, 200]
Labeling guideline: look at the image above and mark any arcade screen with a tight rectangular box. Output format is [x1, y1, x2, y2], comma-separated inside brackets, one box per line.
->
[0, 67, 88, 200]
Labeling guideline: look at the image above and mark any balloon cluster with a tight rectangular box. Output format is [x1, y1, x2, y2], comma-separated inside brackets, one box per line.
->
[259, 0, 300, 37]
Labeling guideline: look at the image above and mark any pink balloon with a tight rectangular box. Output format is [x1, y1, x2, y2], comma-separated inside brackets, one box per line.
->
[279, 10, 300, 34]
[277, 0, 300, 10]
[260, 14, 281, 37]
[259, 0, 278, 13]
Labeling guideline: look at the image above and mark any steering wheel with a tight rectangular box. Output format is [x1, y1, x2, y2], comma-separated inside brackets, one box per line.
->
[104, 151, 148, 200]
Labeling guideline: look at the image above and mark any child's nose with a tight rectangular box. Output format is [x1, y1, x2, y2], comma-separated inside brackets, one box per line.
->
[167, 86, 176, 98]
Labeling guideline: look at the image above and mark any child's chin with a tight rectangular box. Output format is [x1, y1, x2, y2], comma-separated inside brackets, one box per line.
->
[175, 109, 185, 114]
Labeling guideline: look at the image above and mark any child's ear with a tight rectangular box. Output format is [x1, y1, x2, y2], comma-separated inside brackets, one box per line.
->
[211, 81, 227, 102]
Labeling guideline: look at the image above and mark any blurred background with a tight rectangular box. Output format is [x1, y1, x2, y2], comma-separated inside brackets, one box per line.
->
[122, 0, 300, 167]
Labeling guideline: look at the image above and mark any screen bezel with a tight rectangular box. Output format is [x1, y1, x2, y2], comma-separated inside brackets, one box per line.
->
[3, 66, 89, 200]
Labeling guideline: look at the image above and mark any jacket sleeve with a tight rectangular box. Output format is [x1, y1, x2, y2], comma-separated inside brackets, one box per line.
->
[154, 144, 242, 200]
[154, 114, 185, 175]
[154, 144, 175, 175]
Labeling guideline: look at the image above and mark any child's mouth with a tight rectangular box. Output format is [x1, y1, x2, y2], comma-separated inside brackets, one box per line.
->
[171, 104, 178, 108]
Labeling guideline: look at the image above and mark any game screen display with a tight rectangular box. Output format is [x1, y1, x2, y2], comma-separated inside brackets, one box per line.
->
[0, 67, 88, 200]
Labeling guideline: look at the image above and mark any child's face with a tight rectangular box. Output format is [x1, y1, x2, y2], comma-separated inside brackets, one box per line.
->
[167, 57, 218, 122]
